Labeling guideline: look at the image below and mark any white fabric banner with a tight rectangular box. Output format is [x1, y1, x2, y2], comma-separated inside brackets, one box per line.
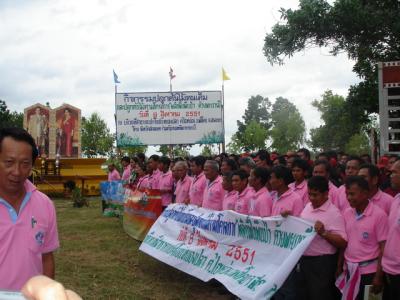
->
[115, 91, 223, 146]
[139, 204, 316, 300]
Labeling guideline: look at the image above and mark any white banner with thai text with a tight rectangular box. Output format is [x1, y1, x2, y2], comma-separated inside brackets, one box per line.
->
[115, 91, 223, 146]
[139, 204, 316, 300]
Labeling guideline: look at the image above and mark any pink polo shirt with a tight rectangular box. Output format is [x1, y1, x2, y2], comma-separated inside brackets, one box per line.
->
[343, 202, 388, 274]
[136, 175, 149, 191]
[301, 200, 347, 256]
[271, 189, 303, 217]
[370, 189, 393, 215]
[234, 186, 255, 215]
[148, 169, 161, 189]
[289, 180, 309, 207]
[223, 190, 237, 211]
[189, 172, 207, 206]
[382, 195, 400, 275]
[121, 165, 132, 182]
[0, 180, 59, 290]
[331, 184, 350, 213]
[202, 176, 224, 211]
[175, 175, 193, 204]
[249, 187, 272, 217]
[158, 171, 173, 206]
[108, 169, 121, 181]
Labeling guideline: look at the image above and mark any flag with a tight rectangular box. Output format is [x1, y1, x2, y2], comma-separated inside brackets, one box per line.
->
[222, 67, 230, 81]
[169, 67, 176, 80]
[113, 69, 120, 84]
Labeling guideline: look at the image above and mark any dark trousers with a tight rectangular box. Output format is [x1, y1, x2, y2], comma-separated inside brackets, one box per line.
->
[383, 273, 400, 300]
[272, 268, 297, 300]
[355, 273, 375, 300]
[296, 254, 339, 300]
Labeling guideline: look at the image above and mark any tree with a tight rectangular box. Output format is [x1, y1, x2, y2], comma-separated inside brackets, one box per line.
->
[158, 145, 170, 156]
[81, 113, 114, 158]
[345, 133, 370, 155]
[0, 100, 23, 129]
[270, 97, 305, 153]
[200, 145, 214, 157]
[236, 95, 271, 147]
[227, 134, 243, 154]
[242, 120, 268, 152]
[309, 90, 363, 151]
[263, 0, 400, 120]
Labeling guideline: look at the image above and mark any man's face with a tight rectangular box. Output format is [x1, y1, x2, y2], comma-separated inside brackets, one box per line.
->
[346, 184, 369, 208]
[248, 169, 257, 188]
[0, 137, 33, 195]
[345, 160, 360, 177]
[204, 163, 216, 180]
[148, 158, 158, 171]
[222, 176, 232, 191]
[308, 188, 328, 209]
[269, 173, 281, 191]
[172, 166, 179, 180]
[313, 164, 328, 179]
[292, 166, 305, 182]
[340, 155, 348, 165]
[239, 164, 251, 176]
[390, 161, 400, 190]
[231, 175, 246, 192]
[387, 157, 397, 172]
[358, 168, 374, 190]
[297, 151, 306, 160]
[190, 161, 202, 176]
[176, 165, 186, 179]
[286, 157, 295, 169]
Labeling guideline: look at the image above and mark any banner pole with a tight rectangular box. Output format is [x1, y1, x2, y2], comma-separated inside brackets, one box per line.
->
[222, 83, 226, 153]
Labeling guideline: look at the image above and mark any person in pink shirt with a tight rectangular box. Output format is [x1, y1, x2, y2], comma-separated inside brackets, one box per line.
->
[0, 128, 59, 290]
[358, 164, 393, 215]
[339, 176, 388, 300]
[297, 176, 347, 300]
[312, 160, 339, 206]
[189, 155, 207, 206]
[269, 165, 303, 217]
[222, 172, 237, 210]
[202, 160, 225, 211]
[232, 169, 254, 215]
[107, 164, 121, 182]
[134, 162, 149, 192]
[382, 160, 400, 300]
[289, 158, 310, 207]
[147, 154, 161, 189]
[270, 165, 303, 299]
[121, 156, 132, 182]
[248, 167, 272, 217]
[174, 161, 192, 204]
[333, 156, 363, 213]
[158, 156, 173, 209]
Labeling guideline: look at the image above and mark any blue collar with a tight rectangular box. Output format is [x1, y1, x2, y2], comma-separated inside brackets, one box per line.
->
[0, 192, 32, 224]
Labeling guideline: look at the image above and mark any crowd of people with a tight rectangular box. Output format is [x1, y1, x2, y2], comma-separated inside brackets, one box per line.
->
[108, 149, 400, 300]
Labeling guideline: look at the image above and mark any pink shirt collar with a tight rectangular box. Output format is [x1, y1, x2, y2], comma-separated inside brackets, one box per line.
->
[310, 199, 331, 212]
[253, 186, 268, 197]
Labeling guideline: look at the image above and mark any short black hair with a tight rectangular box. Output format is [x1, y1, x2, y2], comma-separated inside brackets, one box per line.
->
[232, 169, 249, 180]
[222, 171, 233, 182]
[274, 155, 287, 166]
[345, 176, 369, 191]
[256, 149, 271, 165]
[137, 152, 146, 161]
[190, 155, 206, 168]
[159, 156, 171, 166]
[222, 158, 238, 171]
[0, 127, 38, 163]
[346, 155, 363, 166]
[291, 158, 309, 171]
[131, 156, 139, 163]
[252, 167, 270, 186]
[149, 154, 160, 162]
[359, 163, 380, 179]
[271, 165, 294, 185]
[297, 148, 311, 160]
[121, 156, 130, 163]
[314, 159, 331, 173]
[308, 176, 329, 193]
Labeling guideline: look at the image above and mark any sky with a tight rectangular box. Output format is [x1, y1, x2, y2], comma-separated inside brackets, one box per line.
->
[0, 0, 360, 154]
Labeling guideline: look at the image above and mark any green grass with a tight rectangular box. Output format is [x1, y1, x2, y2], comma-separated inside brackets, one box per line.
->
[54, 198, 232, 300]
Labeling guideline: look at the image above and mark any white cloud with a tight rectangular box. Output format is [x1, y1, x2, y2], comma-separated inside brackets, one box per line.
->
[0, 0, 360, 155]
